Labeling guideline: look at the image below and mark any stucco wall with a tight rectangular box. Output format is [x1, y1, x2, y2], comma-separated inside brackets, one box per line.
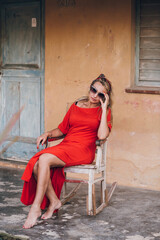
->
[45, 0, 160, 190]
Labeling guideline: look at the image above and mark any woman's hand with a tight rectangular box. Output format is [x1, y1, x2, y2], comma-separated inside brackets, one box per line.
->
[36, 132, 49, 149]
[100, 92, 109, 111]
[97, 93, 110, 139]
[36, 128, 64, 149]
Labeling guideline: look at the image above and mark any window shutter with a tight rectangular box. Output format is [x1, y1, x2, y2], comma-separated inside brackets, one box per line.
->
[136, 0, 160, 87]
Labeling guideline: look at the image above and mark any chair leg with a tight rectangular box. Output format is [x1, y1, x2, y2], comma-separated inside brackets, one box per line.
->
[87, 170, 94, 215]
[105, 189, 108, 205]
[101, 180, 105, 204]
[92, 184, 96, 215]
[63, 181, 67, 198]
[91, 182, 117, 215]
[101, 171, 106, 204]
[62, 172, 67, 198]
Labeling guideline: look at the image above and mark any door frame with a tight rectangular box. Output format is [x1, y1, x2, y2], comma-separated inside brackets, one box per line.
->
[0, 0, 45, 161]
[40, 0, 45, 135]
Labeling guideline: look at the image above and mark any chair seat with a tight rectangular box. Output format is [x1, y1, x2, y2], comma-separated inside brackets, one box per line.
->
[65, 163, 97, 169]
[64, 164, 105, 175]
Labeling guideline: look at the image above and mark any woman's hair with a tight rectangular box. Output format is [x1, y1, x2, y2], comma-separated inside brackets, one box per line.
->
[76, 74, 113, 109]
[90, 74, 112, 108]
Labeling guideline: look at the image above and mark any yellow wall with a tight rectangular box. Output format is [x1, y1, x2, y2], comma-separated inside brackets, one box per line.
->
[45, 0, 160, 190]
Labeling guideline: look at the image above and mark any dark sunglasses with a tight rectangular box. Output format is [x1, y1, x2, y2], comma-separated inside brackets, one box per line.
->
[90, 85, 105, 102]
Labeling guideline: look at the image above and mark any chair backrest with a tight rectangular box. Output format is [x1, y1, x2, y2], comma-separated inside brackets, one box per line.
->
[95, 140, 107, 170]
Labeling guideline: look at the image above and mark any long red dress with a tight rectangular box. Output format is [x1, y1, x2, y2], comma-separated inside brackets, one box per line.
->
[21, 103, 112, 209]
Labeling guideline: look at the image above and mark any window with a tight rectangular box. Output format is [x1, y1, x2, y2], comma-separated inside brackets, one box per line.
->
[135, 0, 160, 88]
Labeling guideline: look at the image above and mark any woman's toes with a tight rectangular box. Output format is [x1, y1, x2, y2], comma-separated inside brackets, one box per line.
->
[23, 206, 41, 229]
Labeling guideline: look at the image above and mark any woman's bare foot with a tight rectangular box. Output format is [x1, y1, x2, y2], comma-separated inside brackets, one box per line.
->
[41, 199, 61, 220]
[23, 205, 41, 229]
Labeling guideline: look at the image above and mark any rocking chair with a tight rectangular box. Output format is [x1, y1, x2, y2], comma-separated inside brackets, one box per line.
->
[46, 136, 117, 216]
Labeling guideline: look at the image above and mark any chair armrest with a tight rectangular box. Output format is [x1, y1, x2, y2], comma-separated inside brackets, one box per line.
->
[46, 136, 106, 149]
[96, 138, 107, 146]
[45, 135, 65, 148]
[47, 135, 65, 142]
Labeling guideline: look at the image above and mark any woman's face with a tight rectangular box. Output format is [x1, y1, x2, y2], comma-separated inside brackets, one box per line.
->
[89, 81, 107, 104]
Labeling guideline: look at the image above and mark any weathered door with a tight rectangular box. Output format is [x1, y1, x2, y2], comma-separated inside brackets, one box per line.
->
[0, 0, 44, 161]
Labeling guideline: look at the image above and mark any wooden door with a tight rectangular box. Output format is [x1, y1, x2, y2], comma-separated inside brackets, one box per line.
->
[0, 0, 44, 161]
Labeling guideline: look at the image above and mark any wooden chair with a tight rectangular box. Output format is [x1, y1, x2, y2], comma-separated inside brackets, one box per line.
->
[46, 136, 117, 216]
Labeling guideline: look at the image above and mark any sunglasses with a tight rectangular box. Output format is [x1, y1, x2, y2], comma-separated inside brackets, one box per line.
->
[90, 85, 105, 102]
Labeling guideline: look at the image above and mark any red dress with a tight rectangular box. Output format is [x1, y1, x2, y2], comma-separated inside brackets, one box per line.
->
[21, 103, 112, 209]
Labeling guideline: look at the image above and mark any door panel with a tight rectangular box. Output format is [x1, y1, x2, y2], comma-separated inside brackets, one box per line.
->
[2, 2, 41, 69]
[3, 77, 41, 138]
[0, 0, 44, 161]
[20, 79, 40, 138]
[4, 79, 20, 136]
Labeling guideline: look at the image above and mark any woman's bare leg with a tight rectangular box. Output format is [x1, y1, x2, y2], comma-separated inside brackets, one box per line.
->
[33, 160, 62, 219]
[41, 178, 62, 219]
[23, 153, 65, 229]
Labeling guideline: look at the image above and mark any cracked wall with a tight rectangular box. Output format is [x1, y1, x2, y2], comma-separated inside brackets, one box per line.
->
[45, 0, 160, 190]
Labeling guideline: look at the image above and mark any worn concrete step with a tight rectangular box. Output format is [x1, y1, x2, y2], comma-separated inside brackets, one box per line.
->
[0, 159, 26, 170]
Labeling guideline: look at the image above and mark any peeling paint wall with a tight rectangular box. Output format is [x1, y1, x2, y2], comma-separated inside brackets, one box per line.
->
[45, 0, 160, 190]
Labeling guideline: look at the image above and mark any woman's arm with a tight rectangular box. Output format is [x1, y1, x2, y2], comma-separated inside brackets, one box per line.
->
[36, 128, 63, 149]
[97, 93, 110, 140]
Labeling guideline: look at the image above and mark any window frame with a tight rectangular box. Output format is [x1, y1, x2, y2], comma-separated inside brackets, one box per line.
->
[135, 0, 141, 87]
[126, 0, 160, 94]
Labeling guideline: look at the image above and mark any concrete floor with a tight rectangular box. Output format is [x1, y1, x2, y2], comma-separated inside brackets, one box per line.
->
[0, 166, 160, 240]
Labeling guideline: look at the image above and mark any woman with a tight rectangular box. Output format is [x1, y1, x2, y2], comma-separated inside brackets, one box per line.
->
[21, 74, 112, 229]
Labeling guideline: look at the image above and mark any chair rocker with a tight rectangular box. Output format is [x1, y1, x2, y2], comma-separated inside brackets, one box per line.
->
[46, 136, 117, 216]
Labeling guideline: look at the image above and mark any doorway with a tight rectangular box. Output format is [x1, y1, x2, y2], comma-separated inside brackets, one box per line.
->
[0, 0, 45, 161]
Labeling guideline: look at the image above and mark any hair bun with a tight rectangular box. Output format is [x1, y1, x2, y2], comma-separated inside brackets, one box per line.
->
[98, 74, 106, 78]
